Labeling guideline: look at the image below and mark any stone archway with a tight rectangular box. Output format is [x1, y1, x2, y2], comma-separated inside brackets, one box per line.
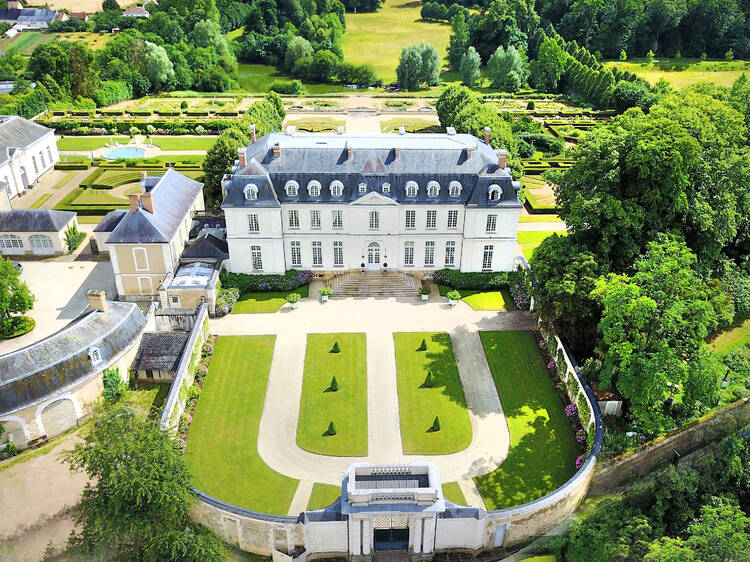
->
[40, 399, 77, 438]
[0, 419, 27, 449]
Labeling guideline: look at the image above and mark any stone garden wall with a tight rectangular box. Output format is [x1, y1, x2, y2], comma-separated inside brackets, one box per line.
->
[590, 397, 750, 494]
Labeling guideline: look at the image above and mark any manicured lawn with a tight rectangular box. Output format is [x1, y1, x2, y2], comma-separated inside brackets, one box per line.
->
[286, 118, 346, 132]
[381, 118, 443, 133]
[231, 285, 310, 313]
[437, 285, 512, 311]
[441, 482, 467, 505]
[57, 136, 129, 151]
[297, 333, 368, 456]
[518, 231, 564, 261]
[343, 0, 452, 83]
[711, 318, 750, 355]
[519, 215, 563, 223]
[238, 63, 351, 94]
[53, 172, 76, 189]
[474, 331, 578, 510]
[71, 188, 128, 206]
[393, 332, 471, 455]
[185, 335, 299, 514]
[524, 187, 557, 214]
[29, 193, 51, 209]
[606, 58, 750, 88]
[151, 155, 205, 163]
[76, 215, 104, 224]
[149, 136, 218, 151]
[307, 483, 342, 510]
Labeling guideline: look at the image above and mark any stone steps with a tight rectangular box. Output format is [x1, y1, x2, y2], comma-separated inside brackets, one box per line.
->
[330, 272, 420, 297]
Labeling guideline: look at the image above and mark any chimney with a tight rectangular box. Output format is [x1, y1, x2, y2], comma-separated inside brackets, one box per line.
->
[141, 192, 155, 214]
[87, 289, 108, 312]
[398, 126, 406, 135]
[497, 149, 508, 169]
[273, 142, 280, 158]
[286, 125, 296, 136]
[128, 193, 140, 214]
[346, 141, 352, 159]
[250, 123, 256, 143]
[446, 126, 456, 136]
[466, 147, 472, 159]
[393, 147, 400, 160]
[484, 126, 491, 145]
[237, 147, 246, 168]
[337, 126, 344, 134]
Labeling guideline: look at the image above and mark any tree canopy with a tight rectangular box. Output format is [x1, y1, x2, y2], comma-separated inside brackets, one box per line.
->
[0, 258, 34, 336]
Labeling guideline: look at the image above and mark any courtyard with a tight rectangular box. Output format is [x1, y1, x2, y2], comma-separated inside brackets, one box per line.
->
[185, 296, 579, 516]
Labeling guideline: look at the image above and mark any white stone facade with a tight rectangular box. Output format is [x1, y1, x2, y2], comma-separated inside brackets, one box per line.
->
[0, 115, 59, 200]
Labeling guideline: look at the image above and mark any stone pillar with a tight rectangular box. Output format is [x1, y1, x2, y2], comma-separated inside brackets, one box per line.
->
[348, 517, 361, 556]
[422, 516, 437, 553]
[411, 517, 423, 554]
[361, 518, 372, 555]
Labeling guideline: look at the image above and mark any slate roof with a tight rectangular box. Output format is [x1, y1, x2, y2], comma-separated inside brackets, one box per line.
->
[222, 132, 521, 210]
[0, 115, 53, 165]
[0, 302, 147, 414]
[93, 209, 127, 233]
[181, 233, 228, 262]
[106, 169, 203, 244]
[122, 7, 149, 16]
[130, 332, 188, 372]
[0, 209, 75, 232]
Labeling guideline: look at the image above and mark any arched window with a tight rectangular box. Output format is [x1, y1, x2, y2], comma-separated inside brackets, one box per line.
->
[405, 181, 418, 197]
[427, 181, 440, 197]
[243, 183, 258, 200]
[329, 180, 343, 197]
[488, 184, 501, 201]
[358, 183, 368, 193]
[449, 181, 462, 197]
[284, 180, 299, 197]
[0, 234, 23, 249]
[307, 180, 321, 196]
[382, 182, 391, 193]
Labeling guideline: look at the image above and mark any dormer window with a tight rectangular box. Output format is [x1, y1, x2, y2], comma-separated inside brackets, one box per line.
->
[89, 346, 102, 366]
[488, 184, 501, 201]
[243, 183, 258, 201]
[307, 180, 321, 197]
[449, 181, 462, 197]
[427, 181, 440, 197]
[358, 183, 367, 193]
[285, 180, 299, 197]
[405, 181, 418, 197]
[382, 182, 391, 193]
[329, 180, 343, 197]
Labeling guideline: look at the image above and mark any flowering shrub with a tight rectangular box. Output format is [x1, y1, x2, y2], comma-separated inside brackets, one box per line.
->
[575, 454, 587, 470]
[195, 363, 209, 380]
[538, 339, 545, 349]
[508, 277, 531, 310]
[178, 412, 192, 434]
[576, 429, 587, 443]
[547, 360, 556, 370]
[174, 438, 187, 451]
[201, 343, 214, 357]
[565, 404, 579, 418]
[215, 286, 239, 317]
[220, 269, 312, 294]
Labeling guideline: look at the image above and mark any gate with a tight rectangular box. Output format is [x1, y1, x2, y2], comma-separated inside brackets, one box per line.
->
[373, 516, 409, 551]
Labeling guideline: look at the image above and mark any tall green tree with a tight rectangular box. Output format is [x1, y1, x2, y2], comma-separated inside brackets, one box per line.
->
[62, 410, 226, 560]
[486, 45, 529, 89]
[396, 45, 422, 90]
[459, 46, 480, 87]
[447, 11, 469, 71]
[0, 258, 34, 335]
[529, 36, 568, 91]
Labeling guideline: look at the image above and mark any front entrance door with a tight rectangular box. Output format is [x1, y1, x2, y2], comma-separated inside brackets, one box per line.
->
[374, 528, 409, 551]
[367, 242, 380, 270]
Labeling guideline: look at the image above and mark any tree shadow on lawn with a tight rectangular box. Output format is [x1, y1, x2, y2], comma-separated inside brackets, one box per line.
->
[421, 332, 468, 410]
[473, 414, 577, 510]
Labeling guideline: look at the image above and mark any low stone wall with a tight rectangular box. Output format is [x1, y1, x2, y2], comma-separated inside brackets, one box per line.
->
[159, 303, 209, 433]
[590, 397, 750, 494]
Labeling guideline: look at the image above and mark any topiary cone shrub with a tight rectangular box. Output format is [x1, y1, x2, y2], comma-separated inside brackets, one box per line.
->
[423, 371, 435, 388]
[330, 376, 340, 392]
[431, 416, 440, 432]
[417, 338, 427, 351]
[331, 341, 340, 353]
[327, 421, 337, 435]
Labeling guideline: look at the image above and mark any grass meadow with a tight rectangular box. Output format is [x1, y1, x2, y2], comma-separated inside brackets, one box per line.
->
[606, 58, 750, 88]
[474, 331, 578, 510]
[307, 483, 342, 510]
[296, 333, 368, 456]
[393, 332, 472, 455]
[231, 285, 310, 313]
[185, 335, 300, 514]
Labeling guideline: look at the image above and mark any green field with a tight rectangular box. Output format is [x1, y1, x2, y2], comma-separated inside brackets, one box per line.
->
[71, 188, 128, 206]
[606, 58, 750, 89]
[231, 285, 310, 313]
[712, 318, 750, 355]
[442, 482, 467, 505]
[149, 136, 217, 151]
[474, 331, 578, 510]
[342, 0, 452, 84]
[1, 31, 53, 54]
[185, 335, 299, 514]
[297, 333, 368, 456]
[58, 136, 129, 151]
[518, 231, 563, 261]
[238, 63, 351, 94]
[437, 285, 512, 311]
[307, 483, 342, 510]
[393, 332, 471, 455]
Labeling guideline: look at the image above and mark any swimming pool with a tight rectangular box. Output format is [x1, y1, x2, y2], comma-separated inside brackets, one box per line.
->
[103, 147, 146, 159]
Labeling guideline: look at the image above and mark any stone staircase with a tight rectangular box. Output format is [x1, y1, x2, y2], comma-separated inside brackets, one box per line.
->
[329, 271, 420, 298]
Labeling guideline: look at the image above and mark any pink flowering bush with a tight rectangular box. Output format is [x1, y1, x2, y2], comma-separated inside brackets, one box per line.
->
[565, 404, 579, 418]
[575, 454, 586, 470]
[576, 429, 586, 443]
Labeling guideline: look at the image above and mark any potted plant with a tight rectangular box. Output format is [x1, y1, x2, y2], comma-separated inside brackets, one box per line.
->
[286, 292, 301, 309]
[447, 290, 461, 306]
[420, 285, 431, 301]
[319, 286, 333, 302]
[360, 262, 366, 276]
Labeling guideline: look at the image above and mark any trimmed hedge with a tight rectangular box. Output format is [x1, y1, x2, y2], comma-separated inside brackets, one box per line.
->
[220, 269, 312, 294]
[55, 162, 91, 170]
[79, 168, 105, 187]
[157, 110, 182, 116]
[433, 269, 513, 290]
[42, 118, 238, 135]
[128, 110, 153, 116]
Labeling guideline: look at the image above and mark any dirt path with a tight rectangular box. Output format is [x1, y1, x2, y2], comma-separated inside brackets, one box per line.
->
[0, 434, 87, 561]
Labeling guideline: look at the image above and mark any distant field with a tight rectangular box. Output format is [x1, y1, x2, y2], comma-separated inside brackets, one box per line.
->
[0, 31, 110, 54]
[342, 0, 452, 83]
[237, 63, 352, 94]
[607, 58, 750, 88]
